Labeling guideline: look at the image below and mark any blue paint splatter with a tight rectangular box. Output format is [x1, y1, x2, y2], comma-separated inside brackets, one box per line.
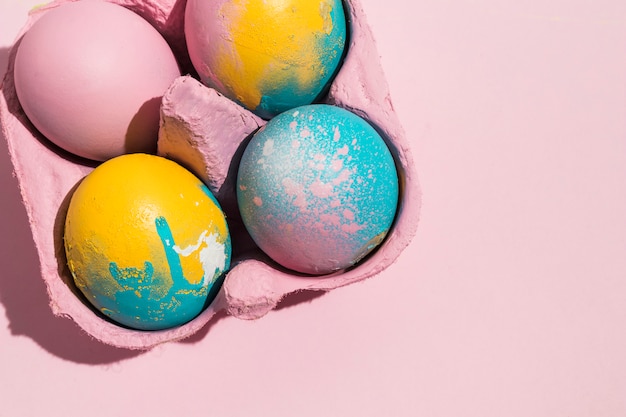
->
[96, 215, 226, 330]
[155, 216, 186, 283]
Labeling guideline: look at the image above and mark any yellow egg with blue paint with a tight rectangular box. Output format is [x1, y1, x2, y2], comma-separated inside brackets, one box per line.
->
[64, 154, 231, 330]
[184, 0, 347, 119]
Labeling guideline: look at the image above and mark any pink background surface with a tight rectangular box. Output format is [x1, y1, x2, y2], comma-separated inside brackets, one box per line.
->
[2, 0, 626, 415]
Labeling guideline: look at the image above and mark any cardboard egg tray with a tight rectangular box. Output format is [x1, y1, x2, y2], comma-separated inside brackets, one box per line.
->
[0, 0, 421, 349]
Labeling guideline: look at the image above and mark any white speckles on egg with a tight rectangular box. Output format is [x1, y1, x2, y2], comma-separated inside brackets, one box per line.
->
[237, 104, 399, 275]
[263, 139, 275, 156]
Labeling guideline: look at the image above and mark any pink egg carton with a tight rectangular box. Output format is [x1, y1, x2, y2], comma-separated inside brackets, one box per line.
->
[0, 0, 421, 349]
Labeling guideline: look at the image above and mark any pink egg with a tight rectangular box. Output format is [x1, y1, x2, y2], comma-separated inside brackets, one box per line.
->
[13, 0, 181, 161]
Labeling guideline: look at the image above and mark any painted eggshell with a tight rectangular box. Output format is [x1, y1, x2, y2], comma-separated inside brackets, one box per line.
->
[236, 104, 398, 275]
[184, 0, 347, 119]
[13, 0, 180, 161]
[64, 154, 231, 330]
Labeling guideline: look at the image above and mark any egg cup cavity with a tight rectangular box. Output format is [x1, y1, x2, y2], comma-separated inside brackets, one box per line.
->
[0, 0, 421, 349]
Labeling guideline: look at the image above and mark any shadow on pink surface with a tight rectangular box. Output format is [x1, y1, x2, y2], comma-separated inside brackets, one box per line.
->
[0, 46, 142, 363]
[0, 123, 138, 364]
[178, 291, 327, 344]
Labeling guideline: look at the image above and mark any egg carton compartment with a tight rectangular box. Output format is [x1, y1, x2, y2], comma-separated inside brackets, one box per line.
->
[0, 0, 421, 349]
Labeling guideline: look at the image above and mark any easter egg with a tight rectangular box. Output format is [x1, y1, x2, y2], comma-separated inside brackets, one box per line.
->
[13, 0, 181, 161]
[184, 0, 347, 119]
[64, 154, 231, 330]
[236, 104, 398, 275]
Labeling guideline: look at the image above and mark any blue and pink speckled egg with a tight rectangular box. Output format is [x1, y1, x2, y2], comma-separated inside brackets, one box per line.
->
[237, 104, 398, 275]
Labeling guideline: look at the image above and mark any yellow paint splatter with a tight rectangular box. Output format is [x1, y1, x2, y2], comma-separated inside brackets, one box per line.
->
[216, 0, 336, 109]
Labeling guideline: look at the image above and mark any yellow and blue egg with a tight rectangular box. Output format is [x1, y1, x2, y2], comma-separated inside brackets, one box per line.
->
[64, 154, 231, 330]
[184, 0, 347, 119]
[237, 104, 399, 275]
